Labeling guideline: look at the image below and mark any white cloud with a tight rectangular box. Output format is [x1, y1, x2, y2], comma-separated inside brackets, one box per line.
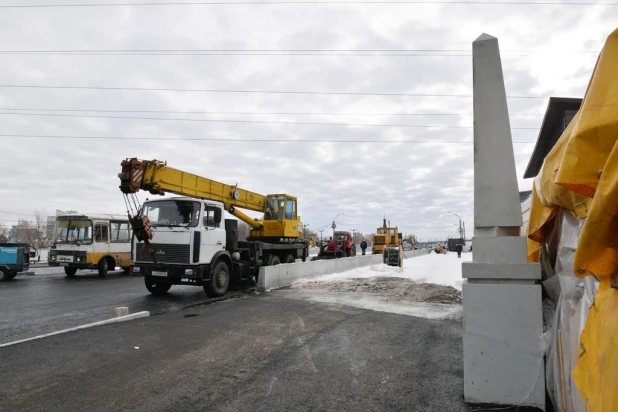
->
[0, 1, 616, 240]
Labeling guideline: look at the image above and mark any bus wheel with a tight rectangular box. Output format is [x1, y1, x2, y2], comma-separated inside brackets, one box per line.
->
[64, 267, 77, 277]
[98, 259, 111, 278]
[145, 278, 171, 296]
[204, 261, 230, 298]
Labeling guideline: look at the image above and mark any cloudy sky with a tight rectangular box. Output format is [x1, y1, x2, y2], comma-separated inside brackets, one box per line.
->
[0, 0, 616, 241]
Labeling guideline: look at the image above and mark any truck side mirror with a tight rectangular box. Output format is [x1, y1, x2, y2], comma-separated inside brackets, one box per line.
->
[214, 208, 222, 224]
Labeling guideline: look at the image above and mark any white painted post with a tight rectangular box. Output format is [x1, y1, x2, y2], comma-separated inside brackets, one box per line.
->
[463, 33, 545, 410]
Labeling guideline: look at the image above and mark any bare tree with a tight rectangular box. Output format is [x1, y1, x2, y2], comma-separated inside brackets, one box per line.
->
[14, 210, 51, 250]
[0, 223, 8, 243]
[237, 221, 252, 241]
[32, 209, 50, 248]
[15, 219, 33, 245]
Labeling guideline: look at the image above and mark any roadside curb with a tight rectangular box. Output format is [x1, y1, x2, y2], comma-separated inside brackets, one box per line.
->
[0, 311, 150, 348]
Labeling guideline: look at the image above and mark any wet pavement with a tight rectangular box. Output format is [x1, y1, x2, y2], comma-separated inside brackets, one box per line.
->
[1, 292, 471, 412]
[0, 265, 256, 345]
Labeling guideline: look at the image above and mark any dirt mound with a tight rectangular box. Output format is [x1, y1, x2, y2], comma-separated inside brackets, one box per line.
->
[294, 276, 462, 305]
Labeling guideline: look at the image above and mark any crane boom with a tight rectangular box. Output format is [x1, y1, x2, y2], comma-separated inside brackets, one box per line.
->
[119, 158, 266, 229]
[119, 158, 303, 240]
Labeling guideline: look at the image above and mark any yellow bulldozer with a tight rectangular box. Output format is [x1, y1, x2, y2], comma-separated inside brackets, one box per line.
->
[372, 218, 403, 267]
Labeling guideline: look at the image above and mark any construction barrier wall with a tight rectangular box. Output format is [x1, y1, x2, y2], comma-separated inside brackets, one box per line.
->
[257, 249, 432, 292]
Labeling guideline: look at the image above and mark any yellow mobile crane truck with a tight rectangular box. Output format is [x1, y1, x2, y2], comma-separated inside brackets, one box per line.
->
[119, 158, 309, 297]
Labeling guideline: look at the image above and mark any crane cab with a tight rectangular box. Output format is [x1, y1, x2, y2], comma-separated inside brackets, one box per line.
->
[249, 194, 303, 240]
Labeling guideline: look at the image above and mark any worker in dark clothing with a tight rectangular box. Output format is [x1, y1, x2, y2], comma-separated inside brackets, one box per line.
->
[360, 239, 368, 255]
[456, 242, 463, 258]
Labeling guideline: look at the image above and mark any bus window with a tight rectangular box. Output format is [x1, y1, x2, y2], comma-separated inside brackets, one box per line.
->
[95, 224, 109, 243]
[111, 222, 130, 242]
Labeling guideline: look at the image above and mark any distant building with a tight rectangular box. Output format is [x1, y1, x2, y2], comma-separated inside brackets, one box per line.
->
[7, 225, 17, 243]
[521, 97, 582, 237]
[46, 216, 56, 240]
[524, 97, 582, 179]
[520, 190, 533, 236]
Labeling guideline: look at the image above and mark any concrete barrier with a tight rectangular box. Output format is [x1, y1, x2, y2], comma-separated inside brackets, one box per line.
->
[258, 249, 432, 292]
[404, 249, 432, 258]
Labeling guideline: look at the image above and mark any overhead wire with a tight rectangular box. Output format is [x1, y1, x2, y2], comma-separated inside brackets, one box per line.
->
[0, 49, 601, 57]
[0, 48, 600, 53]
[0, 210, 35, 216]
[0, 108, 545, 116]
[0, 133, 538, 143]
[0, 111, 540, 129]
[0, 84, 552, 98]
[1, 1, 616, 8]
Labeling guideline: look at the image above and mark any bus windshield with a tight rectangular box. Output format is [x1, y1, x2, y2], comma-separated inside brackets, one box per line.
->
[141, 200, 200, 227]
[54, 219, 93, 245]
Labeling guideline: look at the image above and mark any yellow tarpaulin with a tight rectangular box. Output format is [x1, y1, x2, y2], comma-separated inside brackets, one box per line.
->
[526, 27, 618, 411]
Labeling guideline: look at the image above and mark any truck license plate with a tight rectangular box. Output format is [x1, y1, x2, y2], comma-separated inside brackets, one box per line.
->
[152, 271, 168, 277]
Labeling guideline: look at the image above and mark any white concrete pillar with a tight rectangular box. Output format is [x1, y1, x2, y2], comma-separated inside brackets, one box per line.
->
[463, 33, 545, 410]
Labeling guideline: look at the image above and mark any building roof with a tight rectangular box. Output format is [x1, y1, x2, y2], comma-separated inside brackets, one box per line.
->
[519, 190, 532, 203]
[520, 190, 533, 213]
[523, 97, 583, 179]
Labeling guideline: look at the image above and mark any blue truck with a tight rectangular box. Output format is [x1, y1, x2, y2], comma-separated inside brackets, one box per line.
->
[0, 243, 31, 281]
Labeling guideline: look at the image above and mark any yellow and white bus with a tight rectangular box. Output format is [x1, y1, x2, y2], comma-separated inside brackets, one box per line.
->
[48, 214, 132, 278]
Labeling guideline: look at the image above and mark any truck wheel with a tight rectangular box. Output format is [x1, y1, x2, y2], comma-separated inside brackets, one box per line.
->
[64, 267, 78, 277]
[0, 268, 8, 281]
[145, 278, 171, 296]
[270, 255, 281, 265]
[284, 254, 295, 264]
[204, 261, 230, 298]
[98, 259, 110, 278]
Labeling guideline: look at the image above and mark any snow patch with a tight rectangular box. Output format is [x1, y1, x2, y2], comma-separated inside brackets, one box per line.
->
[296, 252, 471, 291]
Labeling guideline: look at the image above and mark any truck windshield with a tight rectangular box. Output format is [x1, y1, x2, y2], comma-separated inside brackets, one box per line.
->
[54, 219, 93, 245]
[141, 200, 200, 227]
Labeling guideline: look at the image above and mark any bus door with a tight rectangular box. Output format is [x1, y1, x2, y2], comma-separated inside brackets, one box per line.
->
[93, 222, 111, 265]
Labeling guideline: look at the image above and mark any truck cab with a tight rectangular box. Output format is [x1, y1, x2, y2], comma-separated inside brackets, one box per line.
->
[131, 197, 228, 287]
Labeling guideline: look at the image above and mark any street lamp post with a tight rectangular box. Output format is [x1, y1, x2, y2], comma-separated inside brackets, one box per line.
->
[331, 212, 344, 259]
[447, 211, 465, 240]
[331, 212, 344, 236]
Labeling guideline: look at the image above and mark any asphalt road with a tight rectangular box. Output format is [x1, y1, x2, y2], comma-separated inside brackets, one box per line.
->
[0, 266, 256, 345]
[1, 265, 544, 412]
[1, 292, 474, 412]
